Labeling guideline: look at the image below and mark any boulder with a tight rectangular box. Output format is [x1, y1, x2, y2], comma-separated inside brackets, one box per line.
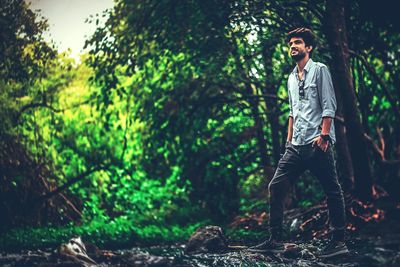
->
[185, 225, 228, 254]
[58, 236, 97, 266]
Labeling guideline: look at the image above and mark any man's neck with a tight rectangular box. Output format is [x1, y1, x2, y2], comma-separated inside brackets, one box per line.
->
[296, 56, 310, 73]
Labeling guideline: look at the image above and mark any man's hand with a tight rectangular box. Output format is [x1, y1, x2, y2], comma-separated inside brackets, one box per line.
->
[312, 136, 329, 152]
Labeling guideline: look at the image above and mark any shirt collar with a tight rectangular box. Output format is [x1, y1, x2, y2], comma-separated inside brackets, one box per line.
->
[292, 58, 314, 74]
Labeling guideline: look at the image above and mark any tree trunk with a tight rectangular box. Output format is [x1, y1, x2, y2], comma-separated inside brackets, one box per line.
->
[246, 84, 271, 171]
[331, 50, 355, 193]
[330, 74, 355, 194]
[324, 0, 373, 200]
[262, 43, 282, 166]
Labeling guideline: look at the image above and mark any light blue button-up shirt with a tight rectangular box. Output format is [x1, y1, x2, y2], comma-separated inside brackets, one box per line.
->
[288, 58, 337, 146]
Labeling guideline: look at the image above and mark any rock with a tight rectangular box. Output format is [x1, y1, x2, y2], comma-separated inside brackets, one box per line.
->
[185, 225, 228, 254]
[57, 237, 173, 267]
[282, 242, 302, 258]
[290, 218, 301, 234]
[58, 236, 98, 266]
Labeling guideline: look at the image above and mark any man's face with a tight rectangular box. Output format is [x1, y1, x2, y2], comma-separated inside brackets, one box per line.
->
[288, 37, 312, 62]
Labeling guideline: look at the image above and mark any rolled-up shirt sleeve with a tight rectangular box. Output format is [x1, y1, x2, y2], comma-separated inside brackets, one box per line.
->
[318, 65, 337, 118]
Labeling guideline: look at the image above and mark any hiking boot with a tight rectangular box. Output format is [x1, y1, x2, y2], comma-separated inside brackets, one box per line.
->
[317, 240, 349, 258]
[247, 238, 284, 253]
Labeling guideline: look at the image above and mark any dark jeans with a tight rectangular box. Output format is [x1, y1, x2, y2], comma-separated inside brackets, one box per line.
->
[268, 142, 346, 241]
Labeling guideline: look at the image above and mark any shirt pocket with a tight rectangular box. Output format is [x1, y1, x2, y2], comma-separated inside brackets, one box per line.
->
[305, 83, 317, 99]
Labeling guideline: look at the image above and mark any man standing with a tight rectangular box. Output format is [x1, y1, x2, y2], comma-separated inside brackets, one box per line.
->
[248, 28, 348, 258]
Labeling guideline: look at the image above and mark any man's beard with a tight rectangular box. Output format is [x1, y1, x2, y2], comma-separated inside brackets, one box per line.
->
[291, 51, 306, 62]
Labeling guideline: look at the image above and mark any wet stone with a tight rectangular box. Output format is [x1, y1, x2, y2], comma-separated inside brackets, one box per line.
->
[184, 225, 228, 254]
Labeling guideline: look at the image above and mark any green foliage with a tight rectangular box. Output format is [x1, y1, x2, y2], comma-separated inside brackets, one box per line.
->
[0, 220, 208, 250]
[0, 0, 56, 83]
[84, 0, 294, 219]
[0, 0, 56, 136]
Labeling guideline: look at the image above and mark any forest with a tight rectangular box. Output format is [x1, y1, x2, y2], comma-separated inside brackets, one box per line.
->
[1, 0, 399, 266]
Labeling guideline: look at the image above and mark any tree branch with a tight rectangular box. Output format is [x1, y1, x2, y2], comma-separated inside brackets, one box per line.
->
[364, 129, 400, 166]
[349, 49, 400, 118]
[16, 97, 95, 123]
[36, 164, 110, 202]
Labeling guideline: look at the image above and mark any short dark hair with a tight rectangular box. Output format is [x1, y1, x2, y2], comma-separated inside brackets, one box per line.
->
[287, 27, 316, 51]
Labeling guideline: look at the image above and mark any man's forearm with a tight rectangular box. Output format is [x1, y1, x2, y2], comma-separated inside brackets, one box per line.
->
[321, 117, 332, 135]
[287, 116, 293, 142]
